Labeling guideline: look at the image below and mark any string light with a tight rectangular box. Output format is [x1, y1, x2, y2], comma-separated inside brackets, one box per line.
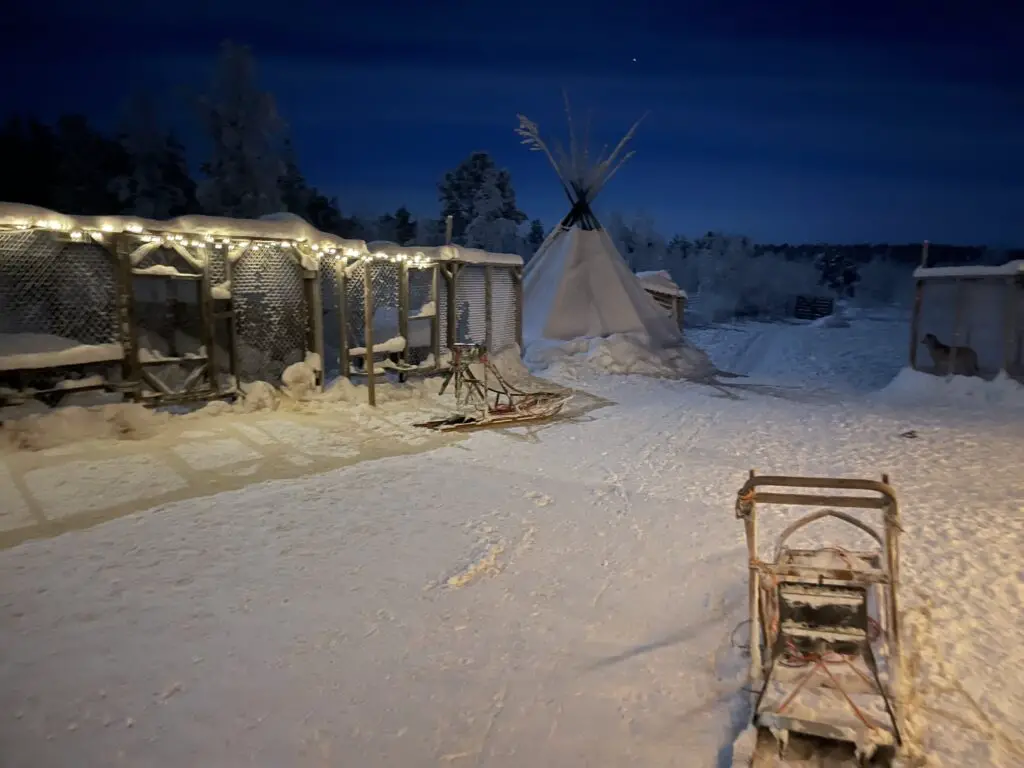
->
[4, 216, 509, 272]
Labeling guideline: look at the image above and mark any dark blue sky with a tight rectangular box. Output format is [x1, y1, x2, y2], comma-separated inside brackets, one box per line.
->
[3, 1, 1023, 244]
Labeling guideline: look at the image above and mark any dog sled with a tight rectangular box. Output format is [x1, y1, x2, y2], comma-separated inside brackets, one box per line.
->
[731, 473, 904, 767]
[414, 344, 572, 432]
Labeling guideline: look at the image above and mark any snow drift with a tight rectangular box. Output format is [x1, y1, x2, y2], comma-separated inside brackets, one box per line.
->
[875, 367, 1024, 409]
[524, 333, 714, 380]
[0, 403, 171, 451]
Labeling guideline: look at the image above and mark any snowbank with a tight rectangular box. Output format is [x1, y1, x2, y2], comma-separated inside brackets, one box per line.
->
[875, 367, 1024, 409]
[0, 403, 170, 451]
[524, 333, 714, 379]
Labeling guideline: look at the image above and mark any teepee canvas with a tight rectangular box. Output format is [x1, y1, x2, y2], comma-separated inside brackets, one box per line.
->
[517, 99, 682, 348]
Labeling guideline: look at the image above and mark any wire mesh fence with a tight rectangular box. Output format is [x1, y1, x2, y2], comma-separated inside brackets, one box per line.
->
[490, 267, 518, 352]
[0, 229, 523, 401]
[231, 242, 308, 384]
[0, 231, 119, 349]
[455, 265, 487, 345]
[319, 252, 344, 378]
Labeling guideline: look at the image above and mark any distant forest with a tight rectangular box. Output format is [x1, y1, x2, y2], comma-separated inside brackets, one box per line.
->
[0, 40, 1018, 310]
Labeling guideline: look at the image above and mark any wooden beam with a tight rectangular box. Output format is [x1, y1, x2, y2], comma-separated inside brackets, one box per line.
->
[224, 251, 239, 391]
[198, 261, 219, 395]
[1003, 277, 1017, 376]
[949, 278, 968, 377]
[305, 268, 325, 390]
[111, 234, 142, 400]
[430, 264, 441, 368]
[398, 262, 409, 377]
[338, 259, 349, 378]
[908, 279, 923, 371]
[484, 265, 493, 352]
[364, 262, 375, 407]
[512, 266, 523, 351]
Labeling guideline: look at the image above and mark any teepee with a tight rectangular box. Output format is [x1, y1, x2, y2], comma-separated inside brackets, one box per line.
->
[516, 97, 682, 348]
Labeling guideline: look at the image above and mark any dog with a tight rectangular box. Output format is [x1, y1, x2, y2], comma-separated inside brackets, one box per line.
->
[920, 333, 980, 376]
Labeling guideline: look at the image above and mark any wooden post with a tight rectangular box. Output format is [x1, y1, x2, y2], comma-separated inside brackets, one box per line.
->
[484, 265, 494, 352]
[198, 252, 218, 395]
[920, 240, 930, 268]
[430, 264, 441, 369]
[512, 266, 523, 351]
[446, 264, 460, 348]
[1002, 276, 1016, 376]
[949, 278, 967, 377]
[908, 279, 924, 371]
[744, 469, 761, 687]
[110, 234, 142, 401]
[398, 262, 409, 376]
[363, 261, 375, 406]
[224, 251, 239, 392]
[305, 266, 325, 390]
[338, 259, 349, 378]
[444, 215, 454, 245]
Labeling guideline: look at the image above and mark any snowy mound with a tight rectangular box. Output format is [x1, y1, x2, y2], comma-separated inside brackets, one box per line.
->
[875, 368, 1024, 409]
[524, 333, 714, 379]
[0, 403, 170, 451]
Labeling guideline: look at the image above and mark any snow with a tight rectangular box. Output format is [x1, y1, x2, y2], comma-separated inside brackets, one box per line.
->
[0, 333, 123, 372]
[413, 300, 436, 318]
[211, 280, 231, 299]
[0, 203, 370, 256]
[349, 335, 407, 356]
[2, 310, 1024, 767]
[524, 227, 682, 346]
[524, 333, 714, 379]
[366, 240, 523, 268]
[133, 265, 197, 278]
[913, 260, 1024, 279]
[875, 367, 1024, 410]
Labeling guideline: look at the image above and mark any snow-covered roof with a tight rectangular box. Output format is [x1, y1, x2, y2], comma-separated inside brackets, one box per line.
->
[913, 260, 1024, 280]
[0, 204, 523, 268]
[363, 240, 522, 267]
[635, 270, 687, 298]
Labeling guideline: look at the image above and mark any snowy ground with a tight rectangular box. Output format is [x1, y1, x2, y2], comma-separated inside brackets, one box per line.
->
[3, 311, 1024, 767]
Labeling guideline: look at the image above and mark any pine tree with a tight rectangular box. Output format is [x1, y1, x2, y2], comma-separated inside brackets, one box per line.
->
[0, 117, 60, 209]
[278, 138, 313, 216]
[51, 114, 130, 215]
[438, 152, 526, 243]
[394, 206, 417, 245]
[113, 93, 195, 219]
[197, 40, 287, 218]
[527, 219, 545, 251]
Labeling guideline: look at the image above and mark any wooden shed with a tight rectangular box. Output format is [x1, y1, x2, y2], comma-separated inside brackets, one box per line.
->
[635, 270, 687, 329]
[910, 259, 1024, 381]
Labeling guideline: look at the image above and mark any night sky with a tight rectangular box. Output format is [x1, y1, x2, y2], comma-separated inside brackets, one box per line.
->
[3, 1, 1022, 245]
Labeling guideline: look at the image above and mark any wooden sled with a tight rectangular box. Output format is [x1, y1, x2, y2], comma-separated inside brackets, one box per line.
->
[414, 344, 572, 432]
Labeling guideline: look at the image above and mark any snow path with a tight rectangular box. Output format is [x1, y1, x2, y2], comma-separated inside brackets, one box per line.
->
[0, 403, 464, 549]
[2, 365, 1023, 767]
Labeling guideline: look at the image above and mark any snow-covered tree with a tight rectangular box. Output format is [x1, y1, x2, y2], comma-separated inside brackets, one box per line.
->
[526, 219, 546, 252]
[197, 41, 287, 218]
[52, 114, 129, 215]
[462, 165, 525, 252]
[112, 92, 195, 219]
[438, 152, 526, 243]
[815, 248, 860, 297]
[394, 207, 417, 245]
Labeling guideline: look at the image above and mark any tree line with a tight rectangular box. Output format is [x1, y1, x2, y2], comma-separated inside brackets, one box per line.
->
[0, 39, 1017, 280]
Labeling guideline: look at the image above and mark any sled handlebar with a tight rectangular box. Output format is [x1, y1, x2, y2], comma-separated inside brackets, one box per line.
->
[735, 473, 899, 520]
